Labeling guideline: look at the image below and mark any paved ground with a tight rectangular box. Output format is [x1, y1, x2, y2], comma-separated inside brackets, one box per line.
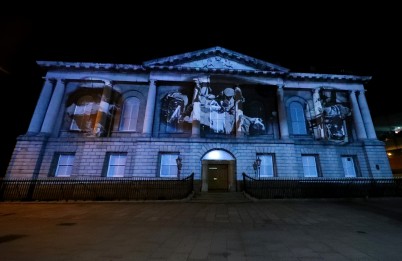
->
[1, 196, 402, 260]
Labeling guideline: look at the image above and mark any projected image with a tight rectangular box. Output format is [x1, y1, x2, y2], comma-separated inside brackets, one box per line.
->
[161, 82, 269, 136]
[66, 86, 120, 137]
[306, 88, 351, 142]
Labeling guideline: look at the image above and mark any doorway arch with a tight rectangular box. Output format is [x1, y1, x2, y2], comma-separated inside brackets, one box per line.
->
[201, 149, 236, 192]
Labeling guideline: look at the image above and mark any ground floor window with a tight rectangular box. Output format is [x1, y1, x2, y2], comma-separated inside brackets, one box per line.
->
[341, 156, 358, 177]
[160, 153, 180, 178]
[258, 154, 274, 178]
[106, 153, 127, 177]
[55, 154, 75, 177]
[302, 155, 319, 177]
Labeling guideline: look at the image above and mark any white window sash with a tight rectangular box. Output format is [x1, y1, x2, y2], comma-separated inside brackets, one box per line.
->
[107, 154, 127, 177]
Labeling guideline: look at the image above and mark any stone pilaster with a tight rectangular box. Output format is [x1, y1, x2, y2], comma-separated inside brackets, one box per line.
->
[277, 85, 289, 139]
[27, 78, 56, 135]
[93, 81, 113, 137]
[142, 79, 157, 136]
[357, 90, 377, 139]
[191, 78, 201, 137]
[349, 90, 367, 140]
[40, 79, 66, 134]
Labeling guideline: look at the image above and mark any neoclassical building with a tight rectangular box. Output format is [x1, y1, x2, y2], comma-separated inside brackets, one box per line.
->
[6, 46, 392, 191]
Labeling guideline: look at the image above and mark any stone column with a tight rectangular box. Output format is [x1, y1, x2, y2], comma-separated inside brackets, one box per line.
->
[276, 85, 289, 139]
[311, 88, 326, 139]
[40, 79, 66, 134]
[27, 78, 56, 134]
[93, 81, 113, 137]
[357, 90, 377, 139]
[142, 79, 157, 136]
[234, 85, 244, 137]
[349, 90, 367, 140]
[191, 79, 201, 137]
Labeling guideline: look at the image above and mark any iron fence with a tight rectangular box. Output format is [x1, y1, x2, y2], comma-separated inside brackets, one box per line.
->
[0, 173, 194, 202]
[243, 173, 402, 199]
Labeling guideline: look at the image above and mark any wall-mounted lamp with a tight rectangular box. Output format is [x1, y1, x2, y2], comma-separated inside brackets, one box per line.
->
[176, 155, 182, 179]
[253, 156, 261, 179]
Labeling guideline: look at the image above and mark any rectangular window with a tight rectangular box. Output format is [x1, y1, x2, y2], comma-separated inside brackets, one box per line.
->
[107, 153, 127, 177]
[160, 153, 179, 178]
[342, 156, 357, 177]
[55, 154, 75, 177]
[258, 154, 274, 178]
[302, 155, 318, 177]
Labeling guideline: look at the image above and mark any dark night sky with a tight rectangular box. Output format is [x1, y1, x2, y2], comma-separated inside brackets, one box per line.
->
[1, 15, 400, 175]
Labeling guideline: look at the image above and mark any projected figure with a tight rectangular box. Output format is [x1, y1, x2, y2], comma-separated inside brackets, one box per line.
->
[306, 88, 351, 142]
[161, 84, 266, 136]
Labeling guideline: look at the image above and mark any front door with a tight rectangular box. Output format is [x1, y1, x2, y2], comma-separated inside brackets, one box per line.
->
[208, 164, 228, 191]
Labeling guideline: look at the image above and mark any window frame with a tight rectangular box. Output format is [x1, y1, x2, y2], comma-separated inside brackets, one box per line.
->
[105, 153, 127, 178]
[257, 154, 276, 178]
[159, 153, 180, 178]
[301, 154, 320, 177]
[289, 101, 308, 135]
[119, 96, 140, 132]
[49, 153, 75, 177]
[341, 155, 359, 177]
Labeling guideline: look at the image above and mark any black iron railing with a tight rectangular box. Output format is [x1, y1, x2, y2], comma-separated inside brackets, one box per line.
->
[0, 173, 194, 202]
[243, 173, 402, 199]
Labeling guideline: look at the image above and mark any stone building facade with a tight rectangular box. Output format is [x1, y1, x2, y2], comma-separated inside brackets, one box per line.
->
[6, 46, 392, 191]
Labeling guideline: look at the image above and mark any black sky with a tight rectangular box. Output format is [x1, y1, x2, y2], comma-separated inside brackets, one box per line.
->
[1, 15, 400, 175]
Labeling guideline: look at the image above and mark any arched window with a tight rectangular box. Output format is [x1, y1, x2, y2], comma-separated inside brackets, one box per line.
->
[70, 95, 96, 132]
[119, 97, 140, 131]
[289, 101, 307, 135]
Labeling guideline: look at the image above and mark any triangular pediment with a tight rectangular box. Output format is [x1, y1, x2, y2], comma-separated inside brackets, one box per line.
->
[143, 46, 289, 72]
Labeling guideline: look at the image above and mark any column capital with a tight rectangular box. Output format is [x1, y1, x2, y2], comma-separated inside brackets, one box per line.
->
[57, 78, 67, 84]
[46, 78, 57, 84]
[193, 78, 201, 87]
[103, 80, 113, 87]
[277, 84, 285, 89]
[194, 76, 210, 84]
[149, 79, 157, 85]
[311, 87, 321, 94]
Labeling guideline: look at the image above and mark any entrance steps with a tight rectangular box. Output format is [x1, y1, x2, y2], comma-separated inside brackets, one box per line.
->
[190, 191, 251, 203]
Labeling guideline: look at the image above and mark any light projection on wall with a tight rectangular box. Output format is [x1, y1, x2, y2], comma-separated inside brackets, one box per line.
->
[161, 80, 272, 136]
[66, 84, 121, 137]
[305, 88, 351, 143]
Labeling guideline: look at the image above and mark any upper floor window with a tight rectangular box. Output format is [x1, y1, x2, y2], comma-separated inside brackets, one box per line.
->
[289, 101, 307, 135]
[119, 97, 140, 131]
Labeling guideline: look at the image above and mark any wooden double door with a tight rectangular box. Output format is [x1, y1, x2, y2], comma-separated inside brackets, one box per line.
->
[207, 164, 228, 191]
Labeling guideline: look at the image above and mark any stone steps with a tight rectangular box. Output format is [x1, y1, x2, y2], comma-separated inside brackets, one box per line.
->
[190, 191, 251, 203]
